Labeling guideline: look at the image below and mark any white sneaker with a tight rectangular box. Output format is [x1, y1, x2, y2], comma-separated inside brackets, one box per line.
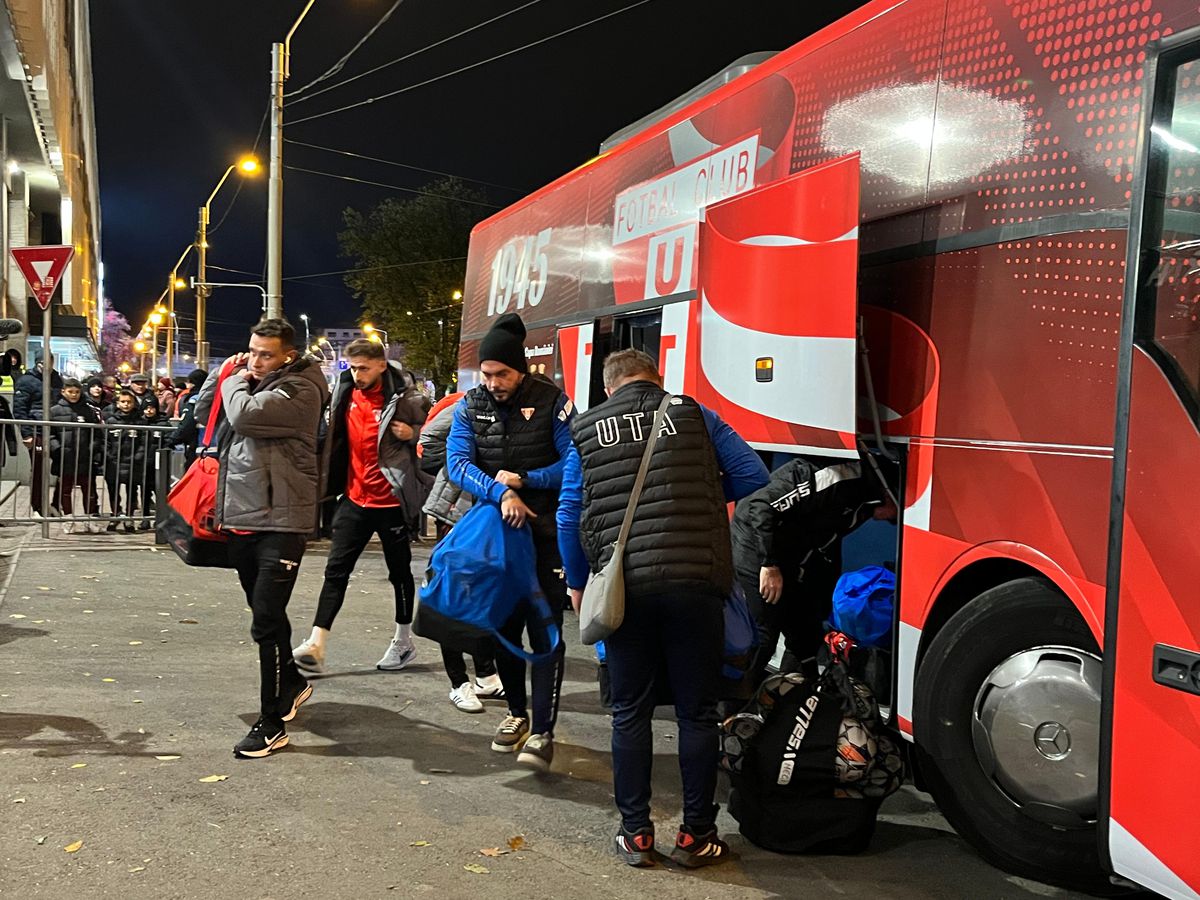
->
[449, 681, 484, 713]
[376, 639, 416, 671]
[474, 673, 505, 699]
[293, 638, 327, 675]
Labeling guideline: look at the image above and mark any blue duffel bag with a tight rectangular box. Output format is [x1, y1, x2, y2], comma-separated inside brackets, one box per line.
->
[415, 502, 560, 662]
[829, 566, 895, 649]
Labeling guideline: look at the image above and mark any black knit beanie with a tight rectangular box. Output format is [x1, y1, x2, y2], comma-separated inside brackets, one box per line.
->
[477, 313, 528, 373]
[187, 368, 208, 389]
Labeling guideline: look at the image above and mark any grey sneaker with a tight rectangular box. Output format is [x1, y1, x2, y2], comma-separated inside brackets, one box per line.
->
[490, 715, 529, 752]
[376, 639, 416, 671]
[517, 732, 554, 772]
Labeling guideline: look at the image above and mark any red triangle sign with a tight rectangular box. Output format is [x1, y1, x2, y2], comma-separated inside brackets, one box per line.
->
[11, 245, 74, 310]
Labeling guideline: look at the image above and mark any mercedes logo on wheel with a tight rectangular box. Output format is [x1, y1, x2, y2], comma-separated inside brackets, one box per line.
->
[1034, 722, 1072, 760]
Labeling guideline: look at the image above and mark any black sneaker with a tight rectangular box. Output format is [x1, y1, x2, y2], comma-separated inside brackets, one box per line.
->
[669, 825, 729, 868]
[614, 825, 656, 867]
[280, 678, 312, 723]
[233, 716, 289, 759]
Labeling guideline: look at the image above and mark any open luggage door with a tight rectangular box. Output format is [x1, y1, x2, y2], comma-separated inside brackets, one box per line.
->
[694, 153, 861, 457]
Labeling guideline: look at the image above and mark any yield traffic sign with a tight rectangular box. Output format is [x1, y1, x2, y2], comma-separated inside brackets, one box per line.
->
[11, 245, 74, 310]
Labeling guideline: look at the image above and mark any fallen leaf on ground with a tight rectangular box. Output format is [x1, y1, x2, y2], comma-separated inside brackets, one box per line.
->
[463, 864, 490, 874]
[8, 614, 26, 619]
[12, 798, 25, 803]
[64, 841, 83, 853]
[101, 678, 115, 683]
[479, 847, 508, 857]
[70, 763, 87, 769]
[34, 836, 45, 845]
[428, 768, 453, 774]
[132, 699, 143, 704]
[507, 835, 526, 851]
[36, 586, 49, 591]
[409, 841, 431, 847]
[178, 619, 198, 625]
[128, 641, 143, 646]
[155, 755, 181, 761]
[198, 775, 228, 783]
[128, 866, 145, 874]
[418, 780, 430, 785]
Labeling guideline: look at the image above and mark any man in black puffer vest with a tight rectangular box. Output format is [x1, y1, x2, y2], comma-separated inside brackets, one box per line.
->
[557, 349, 768, 869]
[445, 312, 575, 772]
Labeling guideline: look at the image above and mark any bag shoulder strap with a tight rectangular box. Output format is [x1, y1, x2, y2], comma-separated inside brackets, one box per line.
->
[202, 360, 238, 445]
[615, 393, 673, 548]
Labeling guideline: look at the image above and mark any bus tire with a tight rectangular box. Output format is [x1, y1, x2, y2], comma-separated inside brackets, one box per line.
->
[912, 577, 1119, 894]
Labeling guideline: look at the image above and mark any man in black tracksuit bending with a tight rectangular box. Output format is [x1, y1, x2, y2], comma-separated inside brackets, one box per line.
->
[730, 455, 896, 687]
[445, 312, 574, 772]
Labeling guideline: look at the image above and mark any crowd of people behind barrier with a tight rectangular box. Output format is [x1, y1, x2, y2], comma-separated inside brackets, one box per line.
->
[0, 351, 211, 531]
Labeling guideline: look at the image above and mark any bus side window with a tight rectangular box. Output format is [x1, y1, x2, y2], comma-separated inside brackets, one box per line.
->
[1147, 60, 1200, 412]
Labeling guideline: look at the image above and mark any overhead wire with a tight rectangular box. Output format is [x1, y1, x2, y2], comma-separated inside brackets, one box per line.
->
[285, 139, 527, 193]
[285, 0, 406, 99]
[286, 0, 546, 107]
[284, 164, 503, 208]
[284, 256, 468, 281]
[286, 0, 654, 127]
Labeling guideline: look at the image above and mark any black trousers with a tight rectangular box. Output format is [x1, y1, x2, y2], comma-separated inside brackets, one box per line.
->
[314, 498, 414, 632]
[605, 590, 724, 832]
[494, 515, 565, 735]
[738, 558, 840, 687]
[441, 646, 498, 688]
[228, 531, 308, 719]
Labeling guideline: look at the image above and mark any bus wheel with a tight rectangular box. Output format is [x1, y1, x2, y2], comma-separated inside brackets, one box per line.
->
[913, 577, 1117, 893]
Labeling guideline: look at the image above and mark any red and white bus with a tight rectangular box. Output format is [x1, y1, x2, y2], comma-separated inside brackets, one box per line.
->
[457, 1, 1200, 894]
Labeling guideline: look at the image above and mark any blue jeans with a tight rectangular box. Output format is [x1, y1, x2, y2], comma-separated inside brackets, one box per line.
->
[604, 590, 723, 832]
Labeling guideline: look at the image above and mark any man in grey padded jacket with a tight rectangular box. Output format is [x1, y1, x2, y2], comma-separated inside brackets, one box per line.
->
[195, 317, 330, 759]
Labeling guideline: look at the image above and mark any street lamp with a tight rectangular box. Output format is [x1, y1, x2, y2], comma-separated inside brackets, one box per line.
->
[190, 277, 269, 313]
[133, 339, 148, 375]
[267, 0, 319, 319]
[166, 245, 192, 381]
[196, 155, 260, 369]
[452, 290, 463, 301]
[362, 323, 389, 347]
[299, 312, 310, 348]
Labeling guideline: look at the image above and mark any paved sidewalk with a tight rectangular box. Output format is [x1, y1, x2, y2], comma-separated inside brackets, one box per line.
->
[0, 537, 1087, 899]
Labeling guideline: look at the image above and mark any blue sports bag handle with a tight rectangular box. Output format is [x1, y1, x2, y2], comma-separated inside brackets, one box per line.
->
[490, 588, 562, 664]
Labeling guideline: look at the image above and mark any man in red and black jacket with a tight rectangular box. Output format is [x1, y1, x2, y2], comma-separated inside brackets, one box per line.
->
[292, 338, 432, 674]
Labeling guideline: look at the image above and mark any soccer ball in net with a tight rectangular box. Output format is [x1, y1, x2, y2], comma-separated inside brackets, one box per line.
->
[834, 716, 877, 783]
[859, 733, 905, 798]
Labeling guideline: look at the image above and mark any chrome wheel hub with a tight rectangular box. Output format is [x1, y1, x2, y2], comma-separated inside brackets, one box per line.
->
[972, 646, 1102, 828]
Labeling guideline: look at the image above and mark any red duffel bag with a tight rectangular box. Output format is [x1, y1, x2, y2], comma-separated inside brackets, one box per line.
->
[159, 361, 235, 568]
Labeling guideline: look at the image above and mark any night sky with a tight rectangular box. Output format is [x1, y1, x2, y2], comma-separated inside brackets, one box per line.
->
[91, 0, 867, 359]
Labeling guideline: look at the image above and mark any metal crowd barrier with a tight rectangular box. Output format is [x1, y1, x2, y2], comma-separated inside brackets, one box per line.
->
[0, 416, 177, 539]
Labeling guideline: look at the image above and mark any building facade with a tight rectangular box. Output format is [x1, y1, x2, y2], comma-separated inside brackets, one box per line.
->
[0, 0, 101, 375]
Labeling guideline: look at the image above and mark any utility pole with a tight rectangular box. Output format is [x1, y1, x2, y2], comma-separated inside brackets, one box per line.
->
[266, 42, 285, 320]
[165, 275, 174, 381]
[266, 1, 316, 322]
[196, 206, 209, 368]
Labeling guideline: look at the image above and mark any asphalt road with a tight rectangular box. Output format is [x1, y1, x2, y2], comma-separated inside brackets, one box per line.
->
[0, 534, 1097, 899]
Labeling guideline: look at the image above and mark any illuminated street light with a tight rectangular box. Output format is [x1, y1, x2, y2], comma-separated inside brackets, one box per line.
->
[452, 290, 463, 301]
[195, 155, 263, 368]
